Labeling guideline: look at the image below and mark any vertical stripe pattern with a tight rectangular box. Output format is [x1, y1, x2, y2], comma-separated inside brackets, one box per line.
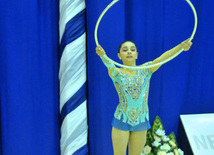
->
[59, 0, 88, 155]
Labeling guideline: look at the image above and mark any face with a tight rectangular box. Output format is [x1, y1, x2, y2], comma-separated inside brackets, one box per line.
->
[118, 41, 138, 63]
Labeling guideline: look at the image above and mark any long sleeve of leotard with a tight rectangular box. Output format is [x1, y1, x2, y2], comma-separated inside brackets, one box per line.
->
[100, 55, 118, 77]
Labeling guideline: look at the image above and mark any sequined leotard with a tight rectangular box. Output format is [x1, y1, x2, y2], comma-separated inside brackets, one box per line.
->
[101, 55, 153, 127]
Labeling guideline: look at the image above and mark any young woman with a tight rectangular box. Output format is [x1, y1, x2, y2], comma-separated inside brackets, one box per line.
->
[96, 39, 192, 155]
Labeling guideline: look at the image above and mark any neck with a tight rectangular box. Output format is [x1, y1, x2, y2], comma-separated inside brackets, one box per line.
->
[122, 60, 136, 66]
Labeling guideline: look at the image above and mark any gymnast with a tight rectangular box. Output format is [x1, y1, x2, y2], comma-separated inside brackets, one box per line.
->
[96, 39, 192, 155]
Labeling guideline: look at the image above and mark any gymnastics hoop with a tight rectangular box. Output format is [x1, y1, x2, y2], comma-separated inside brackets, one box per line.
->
[94, 0, 198, 69]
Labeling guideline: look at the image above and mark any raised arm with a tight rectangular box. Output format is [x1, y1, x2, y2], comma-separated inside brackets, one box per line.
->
[96, 46, 119, 77]
[150, 38, 192, 73]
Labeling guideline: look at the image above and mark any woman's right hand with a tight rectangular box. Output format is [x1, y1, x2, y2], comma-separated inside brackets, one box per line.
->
[96, 46, 105, 57]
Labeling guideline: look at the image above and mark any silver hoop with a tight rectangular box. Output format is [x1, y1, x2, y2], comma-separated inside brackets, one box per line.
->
[94, 0, 198, 69]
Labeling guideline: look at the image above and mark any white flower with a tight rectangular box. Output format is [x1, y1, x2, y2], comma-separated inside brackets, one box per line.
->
[160, 143, 171, 152]
[143, 145, 151, 154]
[156, 129, 166, 137]
[166, 153, 174, 155]
[152, 141, 161, 147]
[162, 136, 170, 142]
[154, 135, 162, 142]
[158, 151, 167, 155]
[178, 148, 184, 155]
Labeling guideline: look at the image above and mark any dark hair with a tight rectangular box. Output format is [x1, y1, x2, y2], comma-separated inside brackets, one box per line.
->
[118, 41, 136, 53]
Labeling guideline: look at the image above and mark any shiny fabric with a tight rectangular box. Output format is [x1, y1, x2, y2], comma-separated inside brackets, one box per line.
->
[101, 55, 153, 127]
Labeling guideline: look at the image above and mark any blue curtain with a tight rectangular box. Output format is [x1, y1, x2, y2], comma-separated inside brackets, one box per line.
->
[86, 0, 214, 155]
[0, 1, 60, 154]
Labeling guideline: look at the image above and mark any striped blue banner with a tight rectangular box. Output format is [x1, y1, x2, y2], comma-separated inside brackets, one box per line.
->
[59, 0, 88, 154]
[60, 9, 86, 57]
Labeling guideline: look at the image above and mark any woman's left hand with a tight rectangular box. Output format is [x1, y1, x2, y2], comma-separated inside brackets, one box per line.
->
[181, 38, 193, 51]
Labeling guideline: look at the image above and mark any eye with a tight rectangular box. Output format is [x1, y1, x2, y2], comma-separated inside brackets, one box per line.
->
[131, 48, 136, 51]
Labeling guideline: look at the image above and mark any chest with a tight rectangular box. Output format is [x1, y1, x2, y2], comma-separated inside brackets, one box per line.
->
[117, 70, 149, 93]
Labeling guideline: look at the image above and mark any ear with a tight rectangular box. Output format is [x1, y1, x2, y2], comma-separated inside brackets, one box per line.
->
[118, 53, 122, 60]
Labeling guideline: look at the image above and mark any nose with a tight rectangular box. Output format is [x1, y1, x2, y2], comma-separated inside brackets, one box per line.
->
[127, 49, 132, 53]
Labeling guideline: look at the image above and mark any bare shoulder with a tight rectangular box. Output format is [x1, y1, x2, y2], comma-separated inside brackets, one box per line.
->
[140, 61, 151, 66]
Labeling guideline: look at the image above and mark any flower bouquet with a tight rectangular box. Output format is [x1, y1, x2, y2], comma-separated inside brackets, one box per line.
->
[141, 116, 184, 155]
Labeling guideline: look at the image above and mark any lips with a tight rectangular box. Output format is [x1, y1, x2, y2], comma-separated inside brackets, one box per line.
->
[127, 56, 133, 58]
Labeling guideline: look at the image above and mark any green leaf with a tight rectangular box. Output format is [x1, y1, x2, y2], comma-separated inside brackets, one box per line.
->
[168, 132, 178, 149]
[146, 130, 154, 146]
[148, 152, 154, 155]
[168, 132, 176, 142]
[151, 116, 164, 136]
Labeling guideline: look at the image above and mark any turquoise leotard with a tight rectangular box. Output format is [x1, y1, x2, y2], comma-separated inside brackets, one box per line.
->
[101, 55, 153, 127]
